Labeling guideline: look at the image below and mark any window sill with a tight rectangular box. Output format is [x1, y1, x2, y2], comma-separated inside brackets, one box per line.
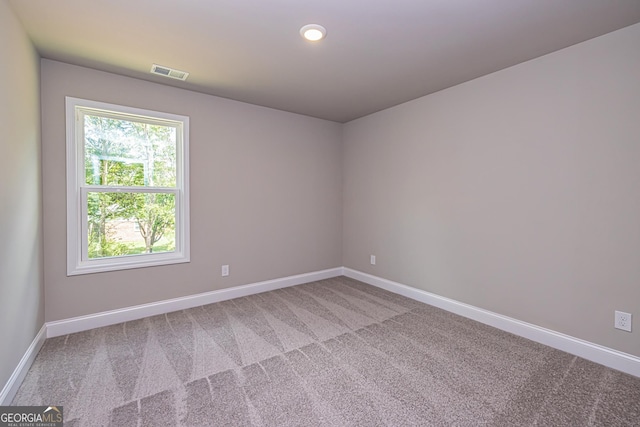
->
[67, 252, 190, 276]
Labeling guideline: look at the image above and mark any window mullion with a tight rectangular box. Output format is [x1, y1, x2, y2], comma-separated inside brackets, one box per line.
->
[83, 185, 177, 194]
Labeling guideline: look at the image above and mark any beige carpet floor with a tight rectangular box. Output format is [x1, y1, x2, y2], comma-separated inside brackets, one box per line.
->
[12, 276, 640, 426]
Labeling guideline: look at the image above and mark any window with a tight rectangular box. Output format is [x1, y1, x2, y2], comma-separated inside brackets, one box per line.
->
[66, 97, 190, 275]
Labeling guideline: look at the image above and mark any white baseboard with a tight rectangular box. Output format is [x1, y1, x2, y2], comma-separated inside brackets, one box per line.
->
[343, 268, 640, 378]
[46, 267, 343, 338]
[0, 325, 47, 405]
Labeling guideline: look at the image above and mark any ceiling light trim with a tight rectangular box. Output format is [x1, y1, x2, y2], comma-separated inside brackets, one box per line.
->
[300, 24, 327, 42]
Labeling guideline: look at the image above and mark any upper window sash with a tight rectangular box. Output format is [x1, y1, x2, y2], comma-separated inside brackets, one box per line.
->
[76, 107, 184, 190]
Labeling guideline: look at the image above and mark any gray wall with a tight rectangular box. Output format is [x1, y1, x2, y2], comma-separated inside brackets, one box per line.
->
[0, 1, 44, 390]
[343, 23, 640, 357]
[41, 60, 343, 321]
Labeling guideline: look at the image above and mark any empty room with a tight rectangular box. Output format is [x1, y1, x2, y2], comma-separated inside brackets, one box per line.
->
[1, 0, 640, 425]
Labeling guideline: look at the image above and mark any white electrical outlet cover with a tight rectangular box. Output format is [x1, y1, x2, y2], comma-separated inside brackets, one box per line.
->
[615, 311, 632, 332]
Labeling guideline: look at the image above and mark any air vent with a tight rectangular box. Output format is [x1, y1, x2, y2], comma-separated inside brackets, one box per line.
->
[150, 64, 189, 81]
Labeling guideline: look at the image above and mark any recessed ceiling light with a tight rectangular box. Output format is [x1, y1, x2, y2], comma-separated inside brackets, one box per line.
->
[300, 24, 327, 42]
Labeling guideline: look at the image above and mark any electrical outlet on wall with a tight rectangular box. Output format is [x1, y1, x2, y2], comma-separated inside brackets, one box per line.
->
[614, 311, 632, 332]
[221, 264, 229, 277]
[370, 255, 376, 265]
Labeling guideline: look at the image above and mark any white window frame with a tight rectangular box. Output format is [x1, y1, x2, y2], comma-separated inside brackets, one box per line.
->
[66, 97, 190, 275]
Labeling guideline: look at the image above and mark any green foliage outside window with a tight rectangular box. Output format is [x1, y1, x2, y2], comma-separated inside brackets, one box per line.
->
[84, 115, 177, 258]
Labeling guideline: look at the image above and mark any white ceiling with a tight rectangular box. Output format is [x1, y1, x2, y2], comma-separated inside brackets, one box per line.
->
[8, 0, 640, 122]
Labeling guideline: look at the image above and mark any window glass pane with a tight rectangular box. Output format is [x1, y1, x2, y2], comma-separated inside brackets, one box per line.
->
[84, 114, 177, 187]
[87, 191, 176, 259]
